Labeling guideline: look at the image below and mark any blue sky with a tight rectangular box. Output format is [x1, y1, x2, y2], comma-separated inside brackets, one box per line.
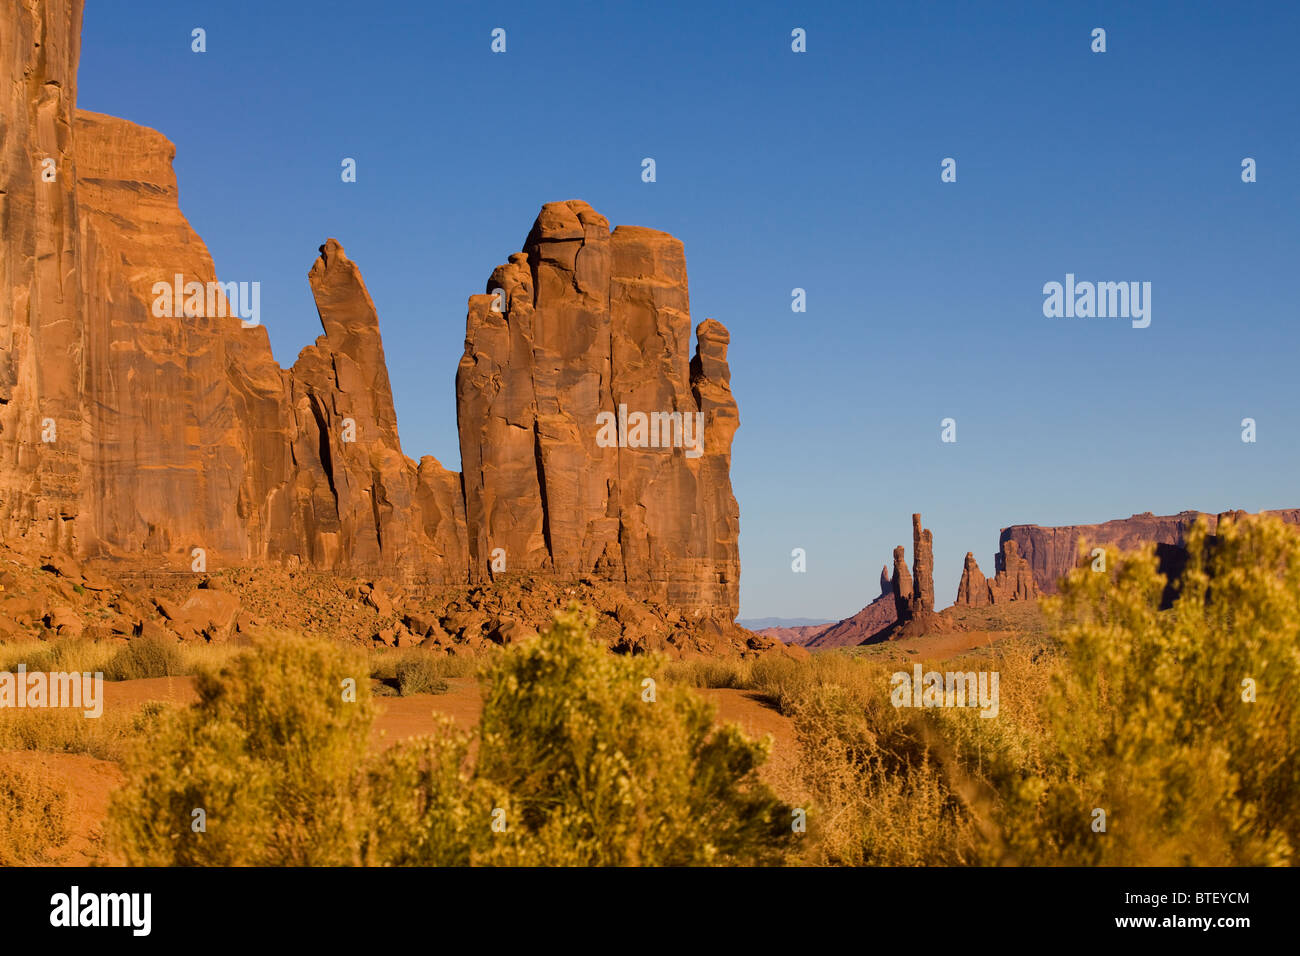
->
[77, 0, 1300, 620]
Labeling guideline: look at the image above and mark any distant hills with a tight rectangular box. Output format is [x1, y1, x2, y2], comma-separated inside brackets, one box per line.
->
[736, 617, 835, 630]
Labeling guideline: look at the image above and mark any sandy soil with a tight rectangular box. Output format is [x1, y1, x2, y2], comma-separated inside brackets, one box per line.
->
[369, 677, 483, 747]
[102, 675, 200, 708]
[698, 687, 798, 789]
[0, 749, 122, 866]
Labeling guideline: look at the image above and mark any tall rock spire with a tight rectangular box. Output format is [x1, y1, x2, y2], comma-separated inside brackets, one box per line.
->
[910, 513, 935, 616]
[457, 201, 741, 617]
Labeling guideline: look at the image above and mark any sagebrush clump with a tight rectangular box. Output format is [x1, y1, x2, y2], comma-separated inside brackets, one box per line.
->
[0, 764, 70, 865]
[1018, 513, 1300, 864]
[104, 634, 185, 681]
[470, 608, 791, 865]
[394, 655, 449, 696]
[108, 632, 375, 865]
[108, 611, 792, 865]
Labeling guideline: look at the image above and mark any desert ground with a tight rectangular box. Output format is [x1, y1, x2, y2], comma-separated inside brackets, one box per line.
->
[1, 671, 811, 866]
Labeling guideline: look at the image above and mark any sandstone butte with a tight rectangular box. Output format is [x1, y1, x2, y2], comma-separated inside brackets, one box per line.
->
[1000, 509, 1300, 595]
[0, 1, 741, 620]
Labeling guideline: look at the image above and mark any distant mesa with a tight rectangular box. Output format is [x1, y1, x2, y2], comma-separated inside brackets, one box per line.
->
[1001, 509, 1300, 596]
[739, 617, 836, 631]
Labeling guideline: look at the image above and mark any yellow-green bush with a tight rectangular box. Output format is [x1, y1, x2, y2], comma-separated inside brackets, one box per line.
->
[109, 611, 791, 866]
[362, 726, 483, 865]
[394, 654, 450, 696]
[787, 680, 982, 865]
[1012, 513, 1300, 865]
[472, 608, 791, 865]
[104, 634, 184, 681]
[676, 514, 1300, 867]
[0, 764, 69, 865]
[108, 632, 375, 865]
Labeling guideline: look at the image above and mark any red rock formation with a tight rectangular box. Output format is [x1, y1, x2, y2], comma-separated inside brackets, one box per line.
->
[956, 552, 990, 606]
[457, 201, 740, 617]
[0, 0, 85, 554]
[1, 6, 743, 618]
[887, 513, 937, 627]
[71, 110, 468, 583]
[802, 593, 897, 648]
[74, 109, 289, 563]
[910, 513, 935, 616]
[283, 239, 469, 579]
[1001, 509, 1300, 594]
[989, 539, 1038, 603]
[890, 545, 912, 621]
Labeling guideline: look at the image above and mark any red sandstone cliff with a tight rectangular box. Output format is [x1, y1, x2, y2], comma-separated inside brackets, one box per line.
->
[0, 1, 742, 618]
[0, 0, 84, 553]
[456, 202, 740, 614]
[72, 109, 468, 582]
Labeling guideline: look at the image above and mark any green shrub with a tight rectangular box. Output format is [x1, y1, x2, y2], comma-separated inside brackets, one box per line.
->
[784, 664, 987, 865]
[105, 635, 184, 681]
[1011, 513, 1300, 865]
[395, 655, 449, 696]
[363, 725, 483, 866]
[109, 612, 792, 866]
[471, 607, 792, 865]
[108, 633, 375, 865]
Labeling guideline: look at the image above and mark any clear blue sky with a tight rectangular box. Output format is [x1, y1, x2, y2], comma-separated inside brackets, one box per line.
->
[77, 0, 1300, 621]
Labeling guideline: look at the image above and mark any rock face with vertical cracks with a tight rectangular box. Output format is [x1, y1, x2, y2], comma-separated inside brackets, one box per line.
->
[72, 111, 469, 583]
[457, 201, 741, 617]
[0, 0, 85, 554]
[1, 5, 741, 618]
[283, 238, 468, 579]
